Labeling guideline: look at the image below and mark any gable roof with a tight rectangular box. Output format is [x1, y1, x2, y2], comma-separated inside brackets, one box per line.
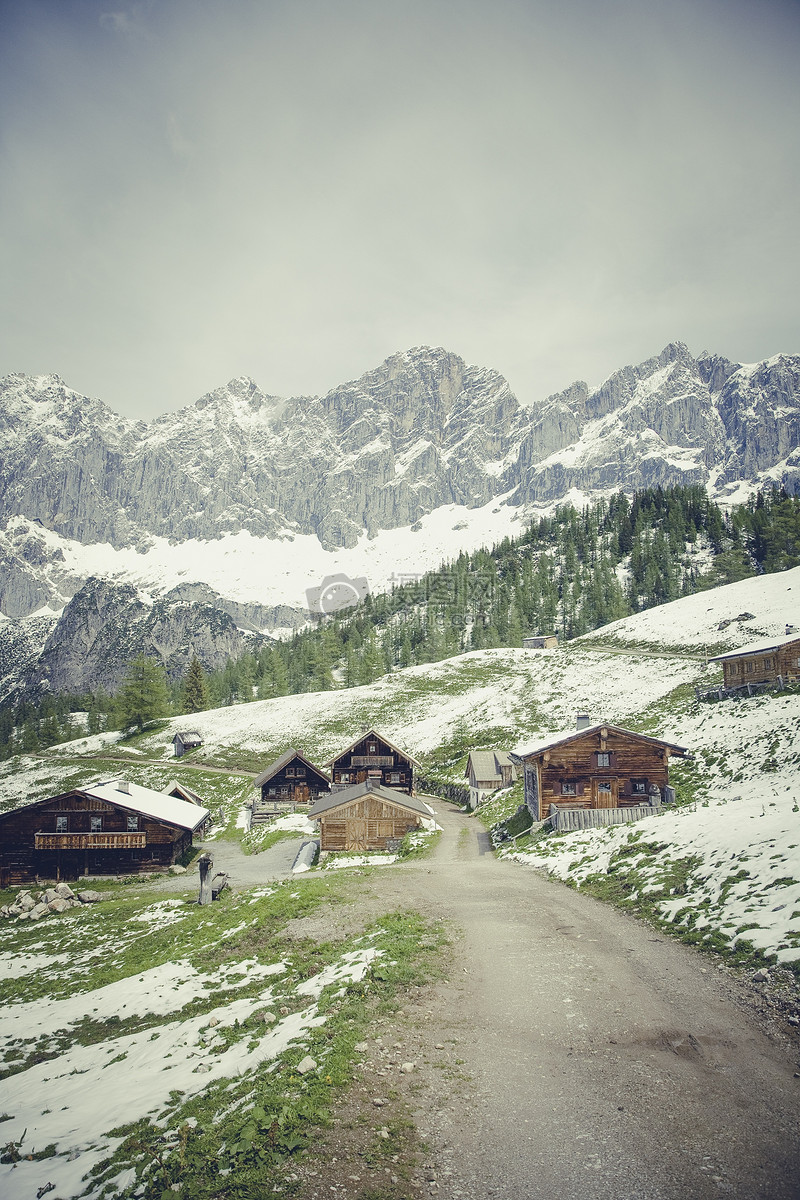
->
[163, 780, 205, 806]
[253, 749, 331, 789]
[173, 731, 202, 742]
[709, 632, 800, 662]
[307, 779, 433, 820]
[464, 750, 514, 783]
[511, 724, 688, 762]
[322, 729, 421, 769]
[79, 779, 209, 832]
[0, 779, 210, 833]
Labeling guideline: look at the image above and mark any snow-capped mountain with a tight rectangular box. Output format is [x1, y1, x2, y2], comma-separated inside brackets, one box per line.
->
[0, 342, 798, 631]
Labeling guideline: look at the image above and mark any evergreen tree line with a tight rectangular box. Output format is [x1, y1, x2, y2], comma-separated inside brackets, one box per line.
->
[2, 484, 798, 755]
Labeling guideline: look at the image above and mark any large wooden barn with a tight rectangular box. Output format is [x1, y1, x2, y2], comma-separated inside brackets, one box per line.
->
[709, 633, 800, 692]
[510, 723, 688, 823]
[0, 779, 210, 886]
[308, 779, 434, 853]
[324, 729, 419, 794]
[251, 750, 331, 822]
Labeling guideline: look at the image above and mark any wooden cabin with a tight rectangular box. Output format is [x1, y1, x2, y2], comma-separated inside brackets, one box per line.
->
[0, 779, 210, 886]
[510, 724, 688, 822]
[709, 634, 800, 692]
[308, 779, 433, 853]
[172, 731, 202, 758]
[251, 750, 330, 823]
[163, 780, 205, 806]
[464, 750, 516, 809]
[324, 729, 419, 794]
[522, 634, 558, 649]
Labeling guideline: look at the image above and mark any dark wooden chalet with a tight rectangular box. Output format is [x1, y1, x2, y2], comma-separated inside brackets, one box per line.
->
[324, 729, 419, 794]
[307, 779, 434, 853]
[464, 750, 516, 809]
[522, 634, 558, 649]
[709, 634, 800, 692]
[173, 731, 203, 758]
[510, 724, 688, 823]
[0, 779, 210, 886]
[251, 750, 331, 822]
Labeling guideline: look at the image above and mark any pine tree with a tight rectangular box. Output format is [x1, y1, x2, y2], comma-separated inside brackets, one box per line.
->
[182, 656, 210, 714]
[118, 655, 170, 733]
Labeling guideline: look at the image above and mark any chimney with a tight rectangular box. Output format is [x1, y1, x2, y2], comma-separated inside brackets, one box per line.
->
[576, 713, 591, 731]
[117, 781, 131, 794]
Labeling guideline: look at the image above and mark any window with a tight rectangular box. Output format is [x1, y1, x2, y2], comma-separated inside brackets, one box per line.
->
[90, 816, 102, 833]
[286, 767, 295, 777]
[597, 781, 612, 793]
[56, 815, 68, 833]
[369, 743, 377, 753]
[597, 752, 611, 767]
[127, 815, 138, 832]
[631, 780, 647, 794]
[268, 787, 276, 796]
[341, 773, 350, 783]
[296, 767, 306, 777]
[730, 663, 739, 675]
[746, 662, 754, 673]
[390, 772, 400, 784]
[763, 658, 773, 669]
[561, 783, 576, 795]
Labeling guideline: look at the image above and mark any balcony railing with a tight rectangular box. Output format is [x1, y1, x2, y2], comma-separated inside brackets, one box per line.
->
[35, 832, 147, 850]
[350, 755, 393, 767]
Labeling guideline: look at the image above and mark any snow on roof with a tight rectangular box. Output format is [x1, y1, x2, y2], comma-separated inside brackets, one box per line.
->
[83, 779, 209, 832]
[708, 632, 800, 662]
[307, 780, 433, 819]
[511, 724, 688, 761]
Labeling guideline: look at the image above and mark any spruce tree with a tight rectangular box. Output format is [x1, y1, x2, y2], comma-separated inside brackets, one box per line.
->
[118, 655, 170, 733]
[182, 656, 210, 714]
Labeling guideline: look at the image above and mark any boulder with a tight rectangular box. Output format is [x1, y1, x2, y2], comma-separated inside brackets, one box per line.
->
[169, 864, 187, 875]
[47, 898, 71, 914]
[28, 903, 49, 920]
[296, 1056, 317, 1076]
[55, 883, 76, 899]
[76, 890, 103, 903]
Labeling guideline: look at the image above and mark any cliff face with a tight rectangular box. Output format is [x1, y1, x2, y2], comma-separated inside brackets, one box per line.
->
[1, 345, 798, 568]
[5, 577, 262, 700]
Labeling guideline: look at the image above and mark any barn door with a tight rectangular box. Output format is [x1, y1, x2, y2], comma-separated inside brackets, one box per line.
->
[295, 784, 309, 805]
[348, 820, 369, 852]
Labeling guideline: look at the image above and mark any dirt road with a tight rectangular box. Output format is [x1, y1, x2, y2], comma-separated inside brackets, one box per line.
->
[353, 801, 800, 1200]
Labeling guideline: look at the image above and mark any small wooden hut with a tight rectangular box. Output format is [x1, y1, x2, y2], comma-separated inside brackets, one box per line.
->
[464, 750, 516, 809]
[709, 633, 800, 692]
[308, 779, 433, 853]
[172, 731, 203, 758]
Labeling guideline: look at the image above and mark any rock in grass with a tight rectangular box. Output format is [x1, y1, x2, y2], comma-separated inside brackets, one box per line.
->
[296, 1056, 317, 1076]
[76, 891, 103, 903]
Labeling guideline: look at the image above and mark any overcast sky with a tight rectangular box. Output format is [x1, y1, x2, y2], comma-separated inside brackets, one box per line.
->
[1, 0, 798, 420]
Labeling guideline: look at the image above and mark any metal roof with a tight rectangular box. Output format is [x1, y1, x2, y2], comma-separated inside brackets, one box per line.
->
[81, 778, 210, 832]
[307, 779, 433, 819]
[464, 750, 514, 783]
[708, 632, 800, 662]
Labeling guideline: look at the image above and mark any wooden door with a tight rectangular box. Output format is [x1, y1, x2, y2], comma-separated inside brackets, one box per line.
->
[294, 784, 309, 805]
[593, 779, 617, 808]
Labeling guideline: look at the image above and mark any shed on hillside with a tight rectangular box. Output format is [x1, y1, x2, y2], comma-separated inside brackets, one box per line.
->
[464, 750, 516, 809]
[324, 729, 419, 794]
[522, 634, 558, 649]
[0, 779, 210, 886]
[708, 634, 800, 692]
[510, 724, 688, 823]
[308, 779, 433, 853]
[172, 731, 202, 758]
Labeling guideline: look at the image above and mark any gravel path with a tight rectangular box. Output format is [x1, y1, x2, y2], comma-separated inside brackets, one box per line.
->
[342, 801, 800, 1200]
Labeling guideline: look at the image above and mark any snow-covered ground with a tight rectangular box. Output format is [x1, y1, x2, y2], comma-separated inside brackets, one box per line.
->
[579, 564, 800, 650]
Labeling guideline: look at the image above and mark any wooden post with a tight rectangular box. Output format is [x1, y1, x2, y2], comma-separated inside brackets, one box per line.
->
[198, 852, 213, 905]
